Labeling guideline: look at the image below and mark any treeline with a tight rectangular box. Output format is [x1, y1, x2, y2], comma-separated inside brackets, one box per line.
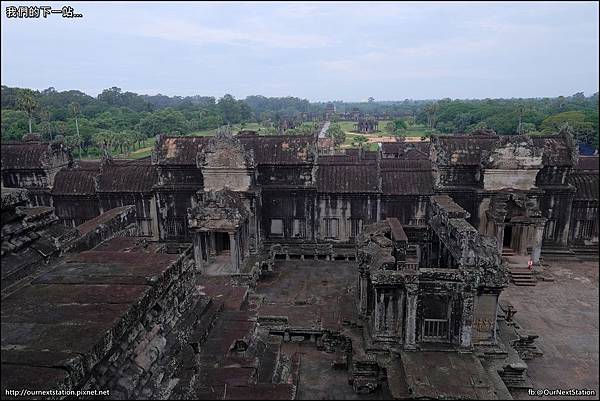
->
[1, 86, 259, 156]
[1, 85, 598, 153]
[414, 94, 598, 139]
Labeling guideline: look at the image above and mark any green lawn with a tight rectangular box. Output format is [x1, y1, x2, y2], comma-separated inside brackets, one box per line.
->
[334, 120, 433, 138]
[189, 122, 267, 137]
[79, 137, 156, 160]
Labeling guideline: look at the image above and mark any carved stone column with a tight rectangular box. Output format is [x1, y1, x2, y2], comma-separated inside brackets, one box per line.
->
[519, 225, 529, 255]
[359, 272, 369, 316]
[386, 293, 395, 334]
[531, 224, 545, 264]
[460, 291, 475, 349]
[210, 232, 217, 256]
[495, 224, 505, 253]
[396, 291, 405, 338]
[404, 284, 418, 349]
[192, 231, 204, 273]
[229, 232, 238, 272]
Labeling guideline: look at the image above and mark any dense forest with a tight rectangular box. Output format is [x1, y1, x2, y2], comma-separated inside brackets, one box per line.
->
[1, 85, 598, 158]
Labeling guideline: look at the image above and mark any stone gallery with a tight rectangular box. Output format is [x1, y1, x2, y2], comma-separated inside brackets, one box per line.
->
[1, 128, 598, 399]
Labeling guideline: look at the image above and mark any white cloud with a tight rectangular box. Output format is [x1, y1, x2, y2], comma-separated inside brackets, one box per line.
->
[127, 16, 335, 49]
[319, 36, 498, 80]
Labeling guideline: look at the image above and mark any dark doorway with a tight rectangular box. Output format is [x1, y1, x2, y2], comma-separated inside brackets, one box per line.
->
[503, 225, 513, 248]
[215, 232, 231, 254]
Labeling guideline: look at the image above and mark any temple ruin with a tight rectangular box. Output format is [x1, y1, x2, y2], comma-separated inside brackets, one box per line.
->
[1, 128, 598, 399]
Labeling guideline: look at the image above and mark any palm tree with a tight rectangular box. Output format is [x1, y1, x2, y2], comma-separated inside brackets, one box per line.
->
[425, 103, 439, 132]
[17, 90, 39, 134]
[516, 103, 526, 134]
[55, 121, 67, 138]
[39, 107, 52, 140]
[70, 102, 82, 159]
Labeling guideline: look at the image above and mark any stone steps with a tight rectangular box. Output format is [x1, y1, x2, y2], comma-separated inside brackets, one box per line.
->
[509, 268, 536, 286]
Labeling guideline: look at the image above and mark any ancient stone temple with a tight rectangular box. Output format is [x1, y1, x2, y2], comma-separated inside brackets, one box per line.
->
[355, 116, 379, 133]
[1, 136, 72, 206]
[1, 129, 598, 400]
[357, 196, 507, 350]
[1, 130, 597, 263]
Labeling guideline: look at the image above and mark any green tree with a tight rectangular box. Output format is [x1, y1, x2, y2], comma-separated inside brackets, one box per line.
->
[1, 110, 29, 141]
[327, 123, 346, 147]
[424, 102, 439, 131]
[54, 121, 67, 138]
[64, 135, 81, 156]
[541, 111, 596, 145]
[70, 102, 82, 158]
[217, 94, 241, 124]
[385, 119, 407, 135]
[516, 103, 526, 134]
[38, 107, 52, 140]
[351, 135, 369, 150]
[137, 108, 188, 137]
[385, 121, 395, 134]
[16, 89, 39, 134]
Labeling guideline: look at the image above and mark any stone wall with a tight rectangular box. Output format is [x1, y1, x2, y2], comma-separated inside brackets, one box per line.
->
[80, 249, 201, 399]
[62, 205, 138, 254]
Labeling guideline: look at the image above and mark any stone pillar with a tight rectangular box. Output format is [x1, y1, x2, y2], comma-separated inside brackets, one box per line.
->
[373, 288, 379, 333]
[532, 225, 545, 264]
[495, 224, 504, 253]
[236, 230, 242, 267]
[150, 195, 160, 241]
[396, 291, 405, 337]
[245, 222, 250, 258]
[359, 272, 368, 316]
[460, 292, 475, 349]
[192, 231, 204, 273]
[519, 225, 529, 255]
[229, 232, 238, 272]
[404, 285, 418, 349]
[386, 293, 395, 334]
[210, 232, 217, 256]
[560, 192, 576, 248]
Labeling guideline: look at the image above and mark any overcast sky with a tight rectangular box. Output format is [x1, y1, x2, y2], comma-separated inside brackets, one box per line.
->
[1, 1, 598, 101]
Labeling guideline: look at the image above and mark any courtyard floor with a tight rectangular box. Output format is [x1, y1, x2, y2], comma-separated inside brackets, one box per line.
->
[501, 259, 599, 400]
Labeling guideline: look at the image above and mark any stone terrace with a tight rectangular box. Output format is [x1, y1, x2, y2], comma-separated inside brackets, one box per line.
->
[0, 236, 189, 397]
[501, 260, 599, 400]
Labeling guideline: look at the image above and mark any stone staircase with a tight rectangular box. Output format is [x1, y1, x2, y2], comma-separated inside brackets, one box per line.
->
[509, 268, 536, 286]
[501, 248, 516, 257]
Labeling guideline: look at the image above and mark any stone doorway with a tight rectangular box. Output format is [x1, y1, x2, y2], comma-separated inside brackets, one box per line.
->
[503, 225, 513, 248]
[214, 232, 231, 254]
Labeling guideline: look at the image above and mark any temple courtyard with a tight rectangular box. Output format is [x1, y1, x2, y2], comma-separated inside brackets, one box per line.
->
[501, 259, 599, 400]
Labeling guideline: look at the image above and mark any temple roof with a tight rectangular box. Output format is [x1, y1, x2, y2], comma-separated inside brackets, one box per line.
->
[1, 141, 71, 170]
[569, 172, 599, 200]
[52, 159, 156, 195]
[381, 142, 430, 160]
[154, 134, 316, 166]
[154, 136, 211, 166]
[381, 159, 434, 195]
[431, 133, 578, 167]
[576, 156, 599, 171]
[431, 135, 499, 166]
[531, 135, 577, 167]
[238, 134, 315, 165]
[52, 169, 98, 195]
[381, 170, 434, 195]
[317, 164, 379, 193]
[97, 160, 157, 193]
